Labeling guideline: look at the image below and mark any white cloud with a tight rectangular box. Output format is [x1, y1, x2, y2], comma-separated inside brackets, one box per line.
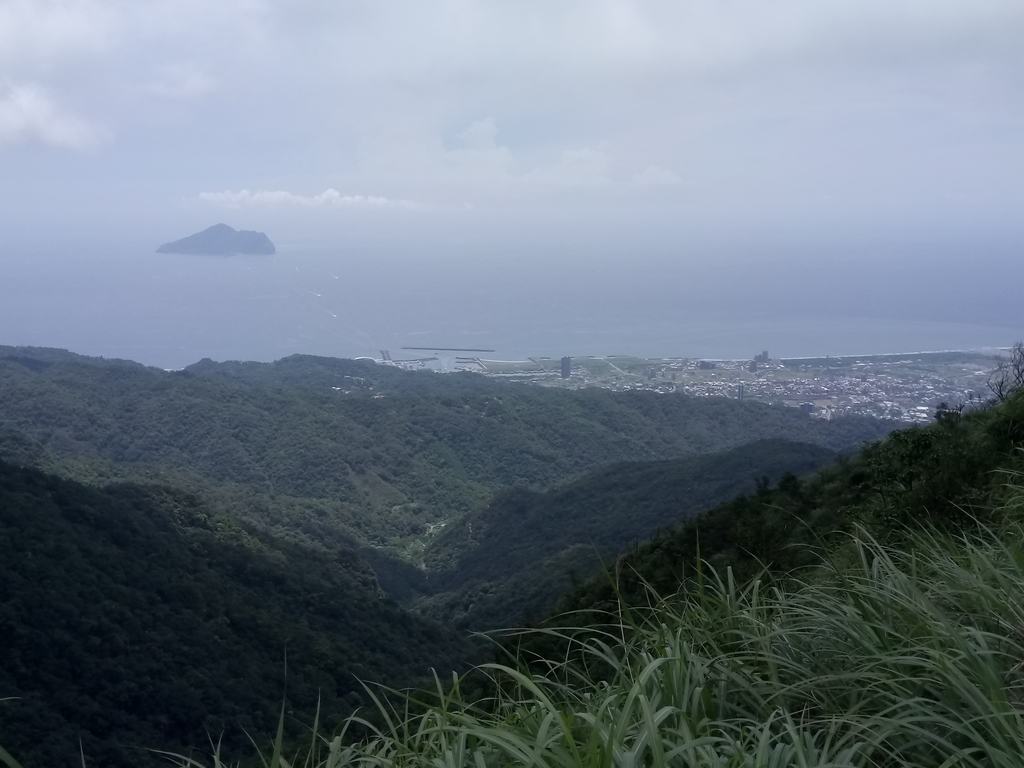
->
[445, 120, 613, 189]
[445, 119, 617, 190]
[0, 0, 267, 68]
[447, 118, 516, 181]
[524, 146, 611, 186]
[0, 0, 118, 67]
[199, 188, 418, 209]
[459, 118, 499, 151]
[3, 1, 1024, 234]
[632, 165, 681, 186]
[0, 82, 108, 149]
[148, 62, 217, 98]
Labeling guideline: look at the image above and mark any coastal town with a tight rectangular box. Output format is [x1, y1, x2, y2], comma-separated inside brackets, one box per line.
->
[383, 348, 1007, 424]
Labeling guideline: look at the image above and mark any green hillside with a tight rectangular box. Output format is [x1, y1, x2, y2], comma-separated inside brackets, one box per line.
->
[420, 439, 836, 629]
[70, 388, 1022, 768]
[0, 460, 470, 768]
[1, 351, 1021, 768]
[233, 378, 1024, 768]
[0, 346, 944, 768]
[299, 491, 1024, 768]
[0, 346, 893, 569]
[556, 387, 1024, 623]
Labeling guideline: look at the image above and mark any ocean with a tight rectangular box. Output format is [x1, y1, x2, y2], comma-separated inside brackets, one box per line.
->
[1, 242, 1020, 369]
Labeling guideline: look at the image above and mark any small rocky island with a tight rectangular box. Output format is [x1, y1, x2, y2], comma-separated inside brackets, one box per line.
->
[157, 223, 275, 255]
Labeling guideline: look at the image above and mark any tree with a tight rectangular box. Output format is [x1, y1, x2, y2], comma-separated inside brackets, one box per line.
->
[988, 341, 1024, 403]
[934, 401, 964, 424]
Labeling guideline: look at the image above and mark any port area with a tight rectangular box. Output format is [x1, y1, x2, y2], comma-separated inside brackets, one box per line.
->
[435, 350, 1007, 424]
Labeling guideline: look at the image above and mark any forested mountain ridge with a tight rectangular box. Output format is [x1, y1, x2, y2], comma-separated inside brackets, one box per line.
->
[2, 346, 1019, 768]
[283, 394, 1024, 768]
[420, 438, 836, 629]
[553, 387, 1024, 622]
[0, 346, 895, 564]
[0, 346, 899, 766]
[0, 385, 1010, 768]
[0, 459, 471, 768]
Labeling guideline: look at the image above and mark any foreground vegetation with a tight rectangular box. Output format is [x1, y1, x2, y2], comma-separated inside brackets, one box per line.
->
[10, 491, 1024, 768]
[424, 382, 1024, 633]
[2, 349, 1021, 767]
[302, 507, 1024, 768]
[559, 386, 1024, 617]
[0, 462, 469, 768]
[0, 347, 896, 767]
[167, 390, 1024, 768]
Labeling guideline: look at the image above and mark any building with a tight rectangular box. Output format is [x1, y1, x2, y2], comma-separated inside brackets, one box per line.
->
[560, 356, 572, 378]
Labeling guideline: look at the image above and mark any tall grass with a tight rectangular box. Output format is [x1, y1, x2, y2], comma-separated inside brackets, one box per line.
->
[14, 485, 1024, 768]
[269, 479, 1024, 768]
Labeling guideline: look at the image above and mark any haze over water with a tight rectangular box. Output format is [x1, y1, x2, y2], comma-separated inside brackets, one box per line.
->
[4, 3, 1023, 365]
[3, 235, 1020, 370]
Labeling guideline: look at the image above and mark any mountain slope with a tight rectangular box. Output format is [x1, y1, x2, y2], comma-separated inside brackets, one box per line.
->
[420, 439, 836, 629]
[0, 460, 470, 768]
[557, 389, 1024, 620]
[0, 347, 894, 567]
[157, 223, 275, 255]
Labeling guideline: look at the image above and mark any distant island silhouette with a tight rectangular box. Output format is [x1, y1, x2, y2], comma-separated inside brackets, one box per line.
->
[157, 223, 275, 255]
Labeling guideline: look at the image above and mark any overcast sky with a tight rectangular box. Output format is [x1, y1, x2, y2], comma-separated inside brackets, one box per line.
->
[2, 0, 1023, 255]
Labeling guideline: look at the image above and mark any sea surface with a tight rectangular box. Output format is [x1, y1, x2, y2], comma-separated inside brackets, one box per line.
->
[2, 242, 1020, 370]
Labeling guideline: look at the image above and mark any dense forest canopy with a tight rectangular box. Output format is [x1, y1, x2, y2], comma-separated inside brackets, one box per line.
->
[0, 345, 926, 767]
[0, 346, 893, 564]
[553, 387, 1024, 626]
[0, 460, 472, 768]
[420, 438, 837, 629]
[0, 368, 1007, 768]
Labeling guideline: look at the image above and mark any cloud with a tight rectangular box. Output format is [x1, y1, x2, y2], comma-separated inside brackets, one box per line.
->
[524, 146, 611, 186]
[199, 188, 418, 209]
[4, 2, 1024, 236]
[148, 62, 217, 98]
[446, 119, 620, 190]
[0, 82, 108, 149]
[632, 165, 681, 186]
[445, 120, 613, 189]
[447, 118, 516, 180]
[459, 118, 499, 151]
[0, 0, 118, 67]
